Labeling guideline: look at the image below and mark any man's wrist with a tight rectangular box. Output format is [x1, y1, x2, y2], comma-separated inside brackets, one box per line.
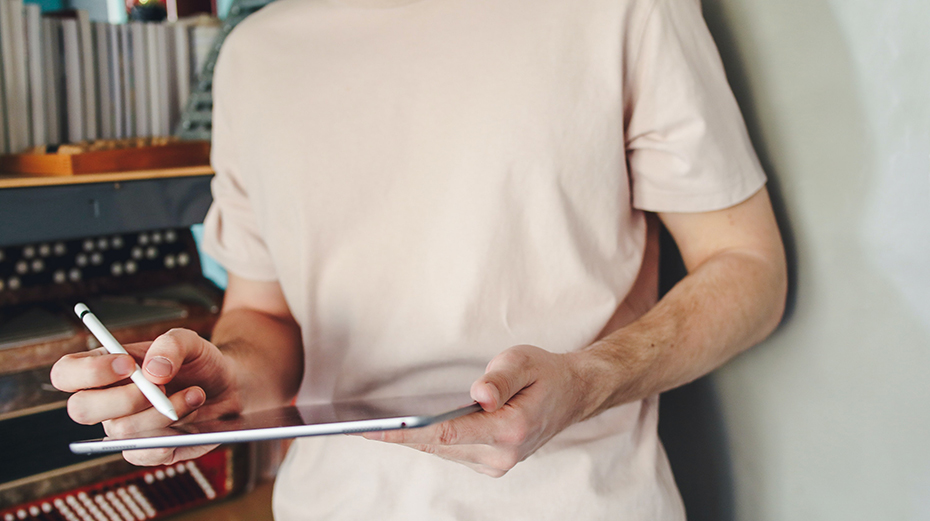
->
[569, 335, 659, 421]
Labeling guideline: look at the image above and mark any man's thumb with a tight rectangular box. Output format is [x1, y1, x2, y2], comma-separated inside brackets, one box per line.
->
[470, 346, 535, 412]
[142, 329, 198, 384]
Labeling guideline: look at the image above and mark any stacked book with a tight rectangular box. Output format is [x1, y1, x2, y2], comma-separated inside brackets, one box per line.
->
[0, 0, 220, 155]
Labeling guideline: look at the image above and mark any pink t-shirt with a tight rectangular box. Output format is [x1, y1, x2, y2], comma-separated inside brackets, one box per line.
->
[202, 0, 766, 518]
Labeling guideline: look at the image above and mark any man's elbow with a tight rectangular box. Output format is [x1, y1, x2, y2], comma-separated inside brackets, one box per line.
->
[757, 247, 789, 343]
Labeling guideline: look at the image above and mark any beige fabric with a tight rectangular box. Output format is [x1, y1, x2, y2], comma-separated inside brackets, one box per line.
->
[202, 0, 766, 518]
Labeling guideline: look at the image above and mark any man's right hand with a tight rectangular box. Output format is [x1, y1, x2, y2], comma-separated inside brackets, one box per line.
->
[51, 328, 242, 466]
[51, 275, 303, 466]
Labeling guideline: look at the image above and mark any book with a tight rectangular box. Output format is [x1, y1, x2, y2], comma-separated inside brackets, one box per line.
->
[61, 18, 84, 143]
[156, 23, 174, 135]
[41, 17, 63, 145]
[75, 9, 97, 140]
[129, 21, 148, 138]
[0, 0, 12, 153]
[3, 0, 31, 152]
[170, 22, 191, 132]
[93, 21, 112, 139]
[119, 22, 133, 137]
[107, 23, 124, 139]
[24, 3, 46, 147]
[145, 22, 165, 136]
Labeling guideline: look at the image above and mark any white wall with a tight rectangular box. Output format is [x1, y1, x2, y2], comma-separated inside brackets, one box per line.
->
[701, 0, 930, 519]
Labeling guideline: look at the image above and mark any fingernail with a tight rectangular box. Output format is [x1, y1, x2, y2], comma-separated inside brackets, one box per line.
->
[145, 356, 173, 378]
[477, 383, 495, 402]
[111, 356, 135, 377]
[185, 388, 205, 408]
[488, 383, 501, 404]
[473, 383, 499, 410]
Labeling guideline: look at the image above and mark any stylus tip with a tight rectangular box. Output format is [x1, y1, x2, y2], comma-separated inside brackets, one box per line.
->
[162, 407, 179, 422]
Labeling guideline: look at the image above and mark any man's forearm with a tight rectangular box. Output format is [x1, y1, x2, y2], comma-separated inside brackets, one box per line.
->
[211, 308, 304, 412]
[575, 247, 787, 420]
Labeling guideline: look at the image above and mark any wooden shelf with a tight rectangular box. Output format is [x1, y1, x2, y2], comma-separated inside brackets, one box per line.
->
[0, 167, 214, 247]
[0, 165, 214, 188]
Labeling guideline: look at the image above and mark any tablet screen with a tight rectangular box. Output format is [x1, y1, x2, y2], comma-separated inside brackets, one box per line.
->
[70, 392, 480, 454]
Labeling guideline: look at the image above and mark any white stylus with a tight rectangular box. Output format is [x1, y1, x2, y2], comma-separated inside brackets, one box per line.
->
[74, 303, 179, 422]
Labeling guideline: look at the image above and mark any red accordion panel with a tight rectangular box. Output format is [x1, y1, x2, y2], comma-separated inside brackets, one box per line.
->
[1, 449, 234, 521]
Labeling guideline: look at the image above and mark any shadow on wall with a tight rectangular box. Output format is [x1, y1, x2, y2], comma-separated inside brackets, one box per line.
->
[659, 376, 736, 521]
[700, 1, 800, 323]
[658, 226, 737, 521]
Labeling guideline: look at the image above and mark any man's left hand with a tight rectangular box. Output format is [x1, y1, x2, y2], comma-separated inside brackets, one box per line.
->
[361, 344, 590, 477]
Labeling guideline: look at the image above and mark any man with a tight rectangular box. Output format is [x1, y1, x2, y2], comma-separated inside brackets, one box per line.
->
[52, 0, 787, 518]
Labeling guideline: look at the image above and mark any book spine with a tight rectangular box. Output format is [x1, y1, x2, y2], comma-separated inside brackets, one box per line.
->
[24, 3, 45, 147]
[145, 22, 167, 137]
[108, 23, 124, 139]
[6, 0, 30, 151]
[130, 21, 148, 138]
[119, 22, 133, 137]
[155, 23, 172, 136]
[172, 22, 191, 132]
[0, 0, 11, 153]
[93, 21, 112, 139]
[61, 19, 83, 143]
[41, 17, 62, 145]
[76, 9, 97, 140]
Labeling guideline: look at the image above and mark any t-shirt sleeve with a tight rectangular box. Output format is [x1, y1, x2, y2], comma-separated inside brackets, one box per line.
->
[624, 0, 766, 213]
[200, 44, 278, 281]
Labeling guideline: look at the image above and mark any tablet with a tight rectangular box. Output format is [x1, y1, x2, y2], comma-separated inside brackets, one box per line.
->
[70, 392, 481, 455]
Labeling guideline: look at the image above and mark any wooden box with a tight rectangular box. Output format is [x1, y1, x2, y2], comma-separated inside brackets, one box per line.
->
[0, 141, 211, 176]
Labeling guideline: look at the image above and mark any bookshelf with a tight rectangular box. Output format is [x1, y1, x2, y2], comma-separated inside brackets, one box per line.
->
[0, 167, 213, 247]
[0, 0, 278, 247]
[0, 2, 278, 518]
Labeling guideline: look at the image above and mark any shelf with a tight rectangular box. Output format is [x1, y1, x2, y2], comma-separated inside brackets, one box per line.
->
[0, 165, 214, 188]
[0, 167, 214, 247]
